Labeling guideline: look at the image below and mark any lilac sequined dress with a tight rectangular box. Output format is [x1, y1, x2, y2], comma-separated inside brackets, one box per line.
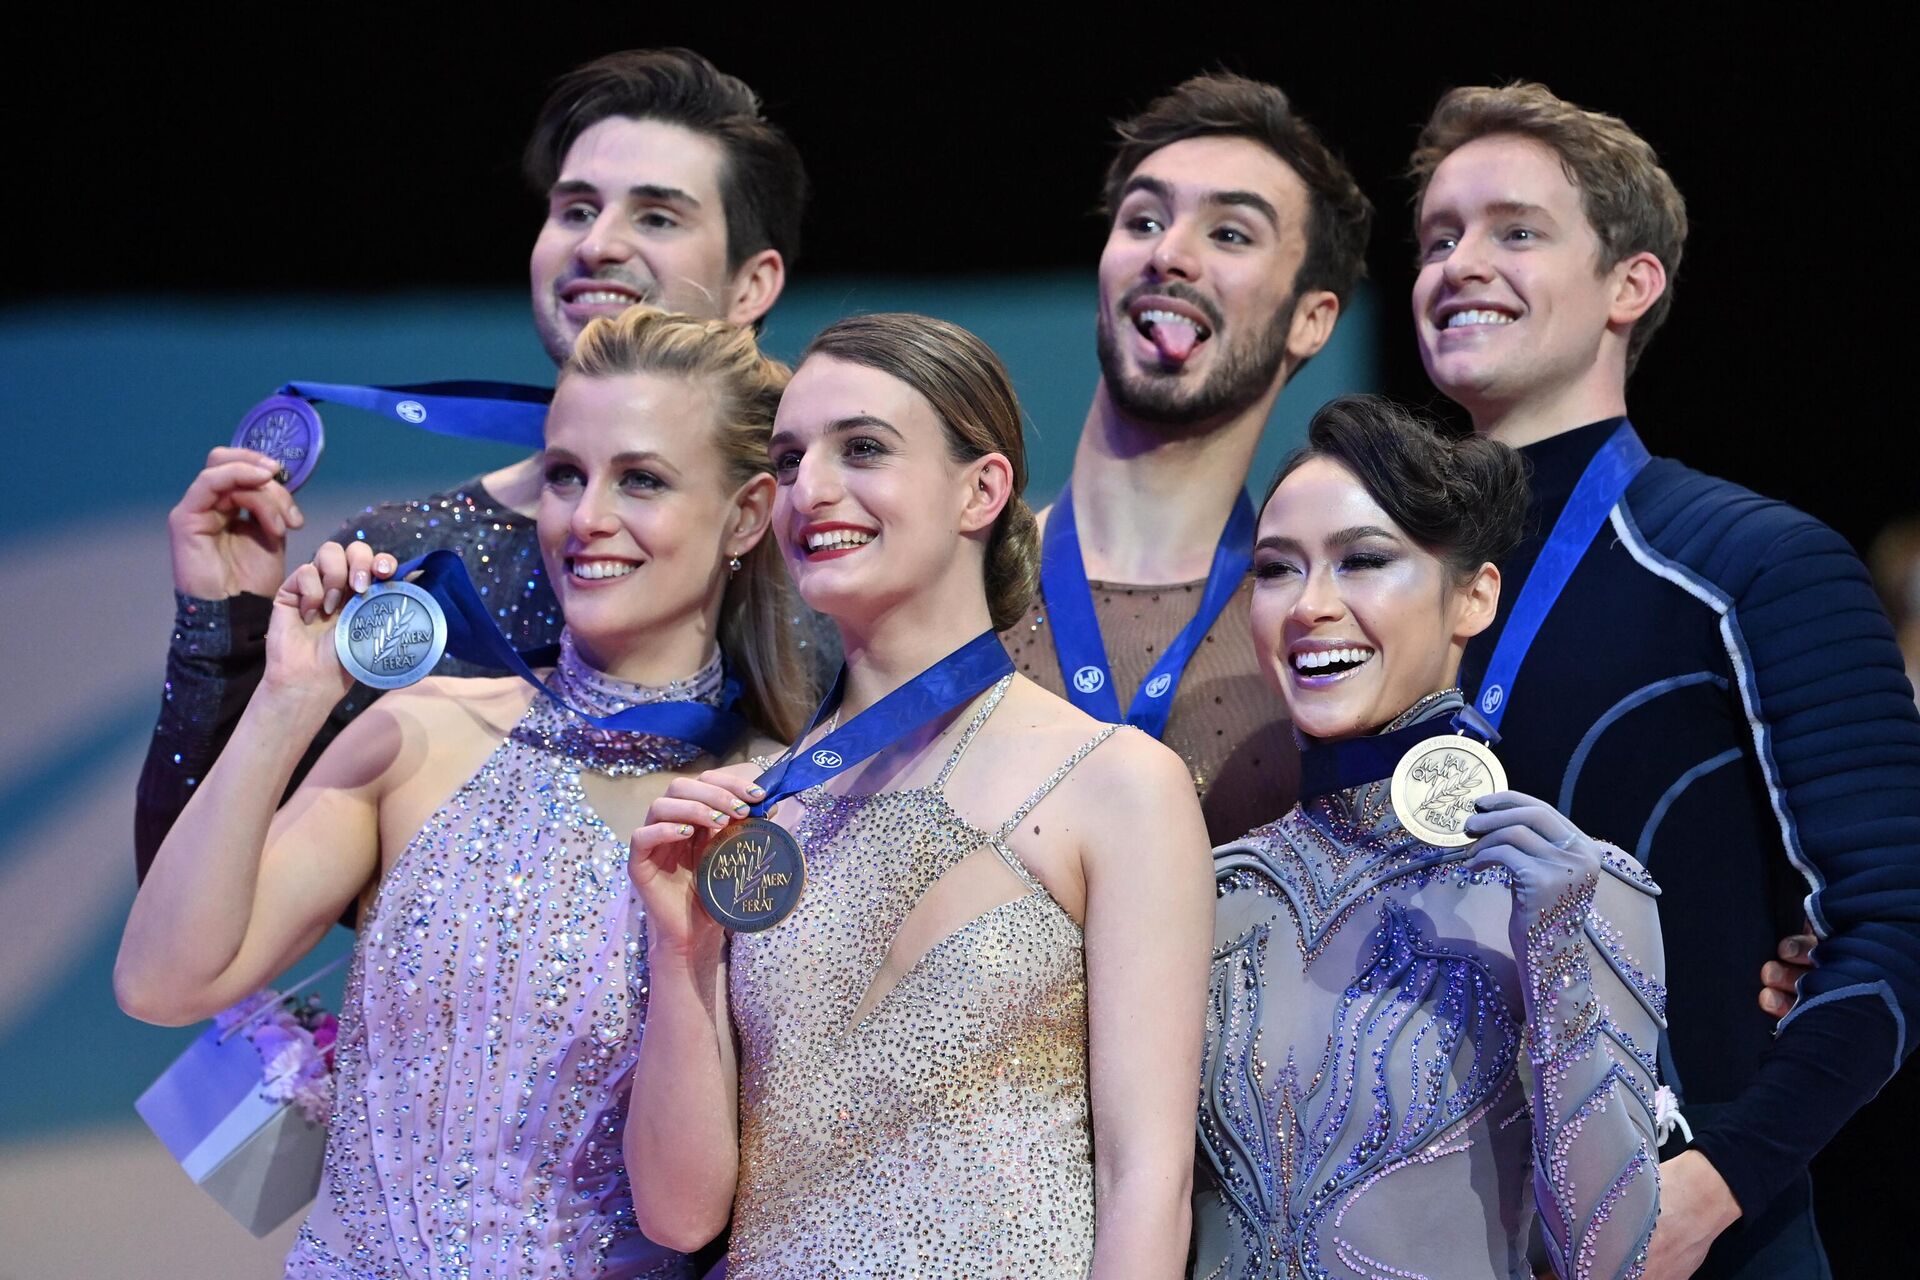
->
[1193, 692, 1668, 1280]
[285, 635, 713, 1279]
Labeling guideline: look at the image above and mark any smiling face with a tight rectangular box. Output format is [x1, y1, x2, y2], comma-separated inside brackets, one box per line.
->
[1412, 133, 1630, 427]
[1095, 135, 1322, 428]
[537, 370, 769, 671]
[1249, 457, 1497, 740]
[529, 117, 743, 365]
[768, 354, 1002, 635]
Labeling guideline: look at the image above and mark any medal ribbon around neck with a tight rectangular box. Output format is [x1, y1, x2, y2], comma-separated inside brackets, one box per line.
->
[334, 548, 746, 756]
[1472, 422, 1650, 731]
[1039, 481, 1255, 739]
[695, 630, 1015, 933]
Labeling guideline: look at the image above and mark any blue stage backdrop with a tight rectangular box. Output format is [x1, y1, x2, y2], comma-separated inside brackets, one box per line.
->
[0, 276, 1376, 1274]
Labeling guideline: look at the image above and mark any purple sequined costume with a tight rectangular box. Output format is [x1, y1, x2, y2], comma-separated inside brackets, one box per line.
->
[285, 636, 708, 1279]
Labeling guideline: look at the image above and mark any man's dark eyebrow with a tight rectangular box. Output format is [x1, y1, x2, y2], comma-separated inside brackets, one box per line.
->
[1209, 190, 1280, 227]
[1119, 174, 1174, 205]
[547, 179, 701, 208]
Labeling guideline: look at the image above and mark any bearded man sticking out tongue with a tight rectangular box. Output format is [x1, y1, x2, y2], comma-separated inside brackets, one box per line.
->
[1000, 72, 1373, 843]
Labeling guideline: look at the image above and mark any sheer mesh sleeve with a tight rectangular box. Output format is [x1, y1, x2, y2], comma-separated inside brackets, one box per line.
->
[1522, 846, 1666, 1280]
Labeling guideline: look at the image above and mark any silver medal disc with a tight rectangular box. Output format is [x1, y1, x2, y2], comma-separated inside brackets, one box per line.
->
[334, 579, 448, 690]
[1389, 733, 1508, 847]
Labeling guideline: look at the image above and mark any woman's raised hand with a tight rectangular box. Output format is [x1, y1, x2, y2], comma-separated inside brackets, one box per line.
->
[264, 541, 399, 703]
[1461, 790, 1604, 952]
[629, 766, 768, 959]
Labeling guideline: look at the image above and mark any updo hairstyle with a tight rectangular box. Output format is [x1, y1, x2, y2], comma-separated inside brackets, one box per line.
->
[801, 314, 1038, 631]
[1268, 393, 1528, 580]
[562, 305, 813, 742]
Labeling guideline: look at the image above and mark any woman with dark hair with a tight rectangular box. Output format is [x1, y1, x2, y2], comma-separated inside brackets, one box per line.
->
[624, 313, 1213, 1278]
[117, 307, 812, 1279]
[1191, 394, 1668, 1280]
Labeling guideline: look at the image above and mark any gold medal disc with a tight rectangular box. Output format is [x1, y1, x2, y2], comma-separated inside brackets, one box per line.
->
[1388, 733, 1508, 847]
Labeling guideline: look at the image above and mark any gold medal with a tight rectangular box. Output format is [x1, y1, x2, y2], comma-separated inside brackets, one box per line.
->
[695, 817, 807, 932]
[1389, 733, 1507, 847]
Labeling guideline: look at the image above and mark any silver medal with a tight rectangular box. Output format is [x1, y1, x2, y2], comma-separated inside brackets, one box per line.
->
[334, 580, 448, 690]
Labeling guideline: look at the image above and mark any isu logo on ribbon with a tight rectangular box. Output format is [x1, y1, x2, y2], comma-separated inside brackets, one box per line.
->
[1072, 665, 1106, 695]
[1480, 685, 1505, 715]
[810, 748, 844, 769]
[395, 399, 428, 423]
[1143, 673, 1173, 699]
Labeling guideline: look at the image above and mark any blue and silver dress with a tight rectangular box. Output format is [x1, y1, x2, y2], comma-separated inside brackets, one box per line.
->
[1193, 691, 1668, 1280]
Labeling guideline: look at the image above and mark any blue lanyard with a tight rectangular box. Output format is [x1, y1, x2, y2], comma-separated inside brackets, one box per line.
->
[281, 380, 551, 447]
[400, 549, 746, 754]
[1474, 422, 1651, 729]
[1038, 482, 1255, 739]
[751, 631, 1014, 813]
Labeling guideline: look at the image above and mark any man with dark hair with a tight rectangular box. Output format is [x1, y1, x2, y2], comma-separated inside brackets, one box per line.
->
[1003, 71, 1372, 842]
[137, 48, 814, 874]
[1410, 81, 1920, 1279]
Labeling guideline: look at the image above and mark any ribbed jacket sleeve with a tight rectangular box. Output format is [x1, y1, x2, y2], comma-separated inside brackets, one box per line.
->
[1629, 472, 1920, 1216]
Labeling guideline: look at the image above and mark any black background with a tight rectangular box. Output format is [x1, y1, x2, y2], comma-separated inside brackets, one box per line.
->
[12, 7, 1913, 1269]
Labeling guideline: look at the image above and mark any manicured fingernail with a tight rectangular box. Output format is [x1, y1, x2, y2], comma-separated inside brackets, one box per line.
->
[679, 824, 695, 836]
[747, 784, 766, 798]
[288, 506, 305, 528]
[323, 589, 341, 615]
[352, 570, 370, 592]
[731, 801, 750, 814]
[710, 811, 727, 824]
[376, 556, 394, 574]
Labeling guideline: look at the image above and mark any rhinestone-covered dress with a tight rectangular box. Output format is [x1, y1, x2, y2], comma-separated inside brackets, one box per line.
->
[727, 678, 1116, 1278]
[1192, 692, 1669, 1280]
[285, 635, 718, 1279]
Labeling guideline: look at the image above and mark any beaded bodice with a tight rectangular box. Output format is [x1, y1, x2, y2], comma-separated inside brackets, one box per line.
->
[285, 637, 723, 1280]
[727, 678, 1115, 1279]
[1193, 693, 1667, 1280]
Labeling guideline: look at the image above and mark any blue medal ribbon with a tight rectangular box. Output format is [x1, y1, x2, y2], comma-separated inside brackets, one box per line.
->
[1474, 421, 1651, 730]
[1297, 703, 1502, 801]
[1038, 482, 1255, 739]
[750, 631, 1015, 814]
[279, 380, 551, 447]
[397, 549, 746, 755]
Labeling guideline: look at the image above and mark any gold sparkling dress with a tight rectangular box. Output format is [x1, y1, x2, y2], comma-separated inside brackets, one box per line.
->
[727, 677, 1117, 1278]
[285, 634, 710, 1279]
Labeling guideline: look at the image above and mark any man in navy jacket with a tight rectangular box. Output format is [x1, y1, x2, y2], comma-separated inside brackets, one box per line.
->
[1409, 83, 1920, 1278]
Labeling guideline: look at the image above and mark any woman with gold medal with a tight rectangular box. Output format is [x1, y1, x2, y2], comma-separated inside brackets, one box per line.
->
[1190, 395, 1669, 1280]
[623, 314, 1214, 1278]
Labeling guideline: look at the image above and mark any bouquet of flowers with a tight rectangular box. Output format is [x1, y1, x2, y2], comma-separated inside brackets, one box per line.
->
[213, 989, 341, 1124]
[137, 959, 346, 1236]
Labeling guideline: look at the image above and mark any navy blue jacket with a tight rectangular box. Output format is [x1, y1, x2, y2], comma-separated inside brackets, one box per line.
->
[1461, 420, 1920, 1240]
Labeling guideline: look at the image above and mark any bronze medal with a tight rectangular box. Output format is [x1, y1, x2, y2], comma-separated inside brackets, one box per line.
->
[696, 817, 806, 932]
[1389, 733, 1508, 848]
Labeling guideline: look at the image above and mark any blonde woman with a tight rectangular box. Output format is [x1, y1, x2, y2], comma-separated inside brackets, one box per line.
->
[117, 307, 810, 1279]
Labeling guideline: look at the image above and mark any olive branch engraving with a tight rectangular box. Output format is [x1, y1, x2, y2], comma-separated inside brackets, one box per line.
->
[369, 602, 413, 665]
[1409, 751, 1484, 832]
[242, 410, 308, 461]
[730, 840, 777, 907]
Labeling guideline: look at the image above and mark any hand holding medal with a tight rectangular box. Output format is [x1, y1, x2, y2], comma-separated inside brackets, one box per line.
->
[629, 769, 799, 948]
[267, 541, 410, 701]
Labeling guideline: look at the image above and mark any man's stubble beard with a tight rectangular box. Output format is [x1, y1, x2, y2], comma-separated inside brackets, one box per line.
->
[1094, 294, 1295, 434]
